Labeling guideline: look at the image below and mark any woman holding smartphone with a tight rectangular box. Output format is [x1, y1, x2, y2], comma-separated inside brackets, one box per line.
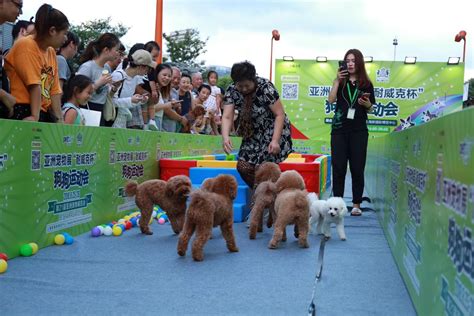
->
[328, 49, 375, 216]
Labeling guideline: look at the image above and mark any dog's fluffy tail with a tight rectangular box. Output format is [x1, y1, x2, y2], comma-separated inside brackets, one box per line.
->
[295, 192, 309, 210]
[125, 181, 138, 197]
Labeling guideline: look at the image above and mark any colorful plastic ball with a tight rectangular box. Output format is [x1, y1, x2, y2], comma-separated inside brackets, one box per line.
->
[20, 244, 33, 257]
[112, 226, 122, 236]
[118, 218, 126, 224]
[152, 210, 157, 218]
[158, 217, 166, 225]
[54, 234, 65, 245]
[130, 218, 137, 227]
[29, 243, 39, 254]
[0, 259, 7, 273]
[64, 235, 74, 245]
[125, 221, 132, 230]
[123, 215, 131, 221]
[97, 226, 105, 235]
[0, 253, 8, 261]
[103, 226, 113, 236]
[91, 227, 101, 237]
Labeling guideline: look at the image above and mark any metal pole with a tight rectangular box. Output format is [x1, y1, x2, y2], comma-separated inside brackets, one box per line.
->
[270, 37, 274, 81]
[463, 39, 466, 62]
[155, 0, 163, 63]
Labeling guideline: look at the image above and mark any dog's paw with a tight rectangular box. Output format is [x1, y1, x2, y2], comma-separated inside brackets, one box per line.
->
[192, 254, 204, 262]
[177, 249, 186, 256]
[341, 237, 346, 241]
[268, 241, 278, 249]
[228, 246, 239, 252]
[299, 241, 310, 248]
[324, 235, 331, 241]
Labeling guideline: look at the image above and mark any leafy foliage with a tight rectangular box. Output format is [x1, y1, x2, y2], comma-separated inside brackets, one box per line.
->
[163, 29, 208, 68]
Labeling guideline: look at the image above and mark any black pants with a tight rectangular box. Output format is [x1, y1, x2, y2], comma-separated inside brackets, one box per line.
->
[12, 104, 57, 122]
[331, 130, 368, 204]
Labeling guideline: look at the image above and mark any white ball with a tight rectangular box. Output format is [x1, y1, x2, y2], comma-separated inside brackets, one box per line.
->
[118, 218, 126, 224]
[152, 210, 157, 218]
[103, 226, 113, 236]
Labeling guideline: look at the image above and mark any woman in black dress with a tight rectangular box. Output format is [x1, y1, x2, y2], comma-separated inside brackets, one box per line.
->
[221, 61, 292, 188]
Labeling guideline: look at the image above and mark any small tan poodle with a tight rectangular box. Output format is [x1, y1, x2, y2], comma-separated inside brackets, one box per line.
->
[177, 174, 239, 261]
[249, 162, 281, 239]
[269, 170, 310, 249]
[125, 175, 192, 235]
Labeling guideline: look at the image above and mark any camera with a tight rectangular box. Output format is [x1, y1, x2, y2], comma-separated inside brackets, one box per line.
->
[338, 60, 348, 71]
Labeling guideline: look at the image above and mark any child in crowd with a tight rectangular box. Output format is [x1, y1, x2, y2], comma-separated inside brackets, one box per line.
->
[76, 32, 121, 126]
[206, 70, 224, 126]
[62, 75, 93, 125]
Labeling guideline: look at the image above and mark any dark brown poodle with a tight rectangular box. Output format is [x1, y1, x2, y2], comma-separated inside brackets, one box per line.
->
[268, 170, 310, 249]
[125, 175, 192, 235]
[249, 162, 281, 239]
[177, 174, 239, 261]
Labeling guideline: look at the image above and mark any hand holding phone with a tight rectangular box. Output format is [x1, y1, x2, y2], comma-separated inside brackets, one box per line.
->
[361, 92, 370, 100]
[337, 60, 349, 80]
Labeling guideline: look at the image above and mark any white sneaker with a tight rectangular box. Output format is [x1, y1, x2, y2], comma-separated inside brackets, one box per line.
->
[148, 119, 158, 131]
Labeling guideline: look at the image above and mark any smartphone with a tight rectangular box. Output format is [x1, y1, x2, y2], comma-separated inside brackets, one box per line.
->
[361, 92, 370, 99]
[338, 60, 348, 71]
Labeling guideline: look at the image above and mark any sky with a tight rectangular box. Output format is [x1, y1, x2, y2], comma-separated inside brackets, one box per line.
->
[20, 0, 473, 81]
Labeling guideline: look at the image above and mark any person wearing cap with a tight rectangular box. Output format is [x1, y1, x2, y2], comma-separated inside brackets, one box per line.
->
[110, 49, 156, 129]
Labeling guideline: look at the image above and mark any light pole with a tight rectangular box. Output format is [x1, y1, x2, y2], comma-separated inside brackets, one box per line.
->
[155, 0, 163, 63]
[455, 30, 467, 62]
[393, 38, 398, 61]
[269, 29, 280, 81]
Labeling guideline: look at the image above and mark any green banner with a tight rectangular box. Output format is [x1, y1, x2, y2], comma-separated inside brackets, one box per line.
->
[275, 59, 465, 143]
[366, 107, 474, 315]
[0, 120, 244, 258]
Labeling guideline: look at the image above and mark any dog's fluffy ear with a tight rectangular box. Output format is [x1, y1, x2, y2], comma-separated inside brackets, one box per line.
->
[201, 177, 213, 191]
[215, 175, 238, 200]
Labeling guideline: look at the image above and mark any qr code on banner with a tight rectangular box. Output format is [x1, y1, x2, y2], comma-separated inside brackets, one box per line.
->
[31, 150, 40, 171]
[282, 83, 298, 100]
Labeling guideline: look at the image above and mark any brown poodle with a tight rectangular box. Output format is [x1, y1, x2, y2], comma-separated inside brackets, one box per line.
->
[249, 162, 281, 239]
[177, 174, 239, 261]
[125, 175, 192, 235]
[268, 170, 310, 249]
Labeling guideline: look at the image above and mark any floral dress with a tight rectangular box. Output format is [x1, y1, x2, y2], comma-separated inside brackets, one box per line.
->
[224, 77, 293, 165]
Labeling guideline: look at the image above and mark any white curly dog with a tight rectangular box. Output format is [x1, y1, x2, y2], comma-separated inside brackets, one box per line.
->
[307, 193, 348, 240]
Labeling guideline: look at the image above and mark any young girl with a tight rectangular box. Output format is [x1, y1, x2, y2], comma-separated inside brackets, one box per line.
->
[62, 75, 93, 125]
[77, 32, 121, 126]
[5, 4, 69, 122]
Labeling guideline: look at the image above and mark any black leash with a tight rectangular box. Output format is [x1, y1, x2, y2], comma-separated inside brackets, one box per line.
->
[307, 237, 327, 316]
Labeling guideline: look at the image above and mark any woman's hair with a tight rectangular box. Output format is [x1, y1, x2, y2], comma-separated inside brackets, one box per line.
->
[122, 43, 144, 69]
[144, 41, 160, 53]
[34, 4, 69, 41]
[59, 31, 79, 51]
[198, 83, 211, 94]
[207, 70, 218, 81]
[64, 75, 93, 102]
[230, 61, 256, 83]
[155, 63, 173, 100]
[344, 49, 371, 88]
[80, 32, 120, 63]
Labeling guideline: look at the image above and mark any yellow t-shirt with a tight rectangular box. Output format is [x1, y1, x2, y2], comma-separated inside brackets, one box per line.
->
[5, 36, 61, 112]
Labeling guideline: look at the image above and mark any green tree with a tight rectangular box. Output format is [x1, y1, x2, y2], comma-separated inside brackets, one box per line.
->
[217, 76, 233, 91]
[69, 17, 129, 70]
[163, 28, 208, 68]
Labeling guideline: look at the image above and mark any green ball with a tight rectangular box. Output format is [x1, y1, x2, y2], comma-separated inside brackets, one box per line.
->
[20, 244, 33, 257]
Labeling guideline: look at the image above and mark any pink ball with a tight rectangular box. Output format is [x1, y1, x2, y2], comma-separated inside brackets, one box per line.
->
[158, 218, 165, 225]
